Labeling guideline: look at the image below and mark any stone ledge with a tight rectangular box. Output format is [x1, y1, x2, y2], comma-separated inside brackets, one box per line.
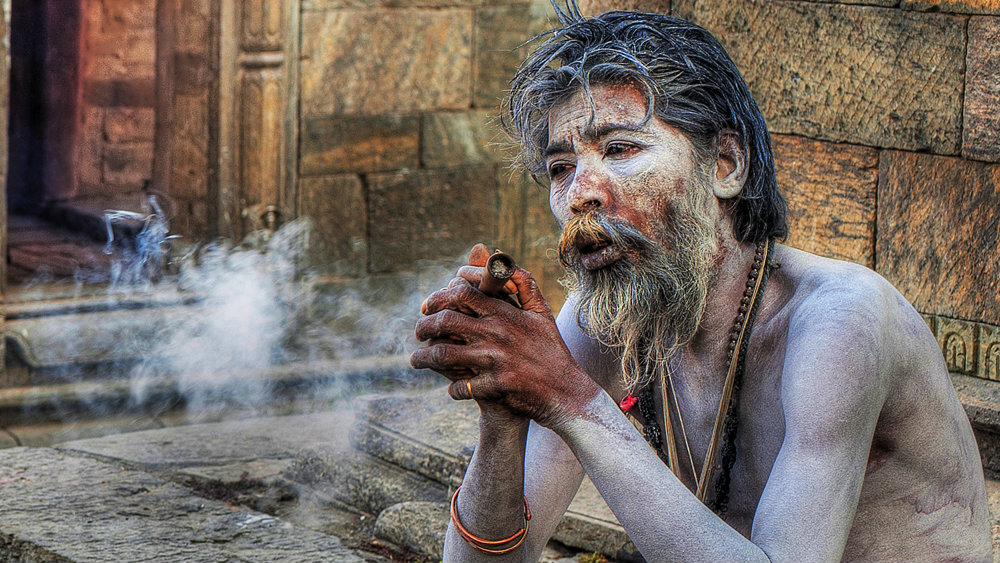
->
[0, 447, 366, 562]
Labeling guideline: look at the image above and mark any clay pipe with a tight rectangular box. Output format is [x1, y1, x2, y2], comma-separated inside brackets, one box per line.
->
[478, 250, 516, 298]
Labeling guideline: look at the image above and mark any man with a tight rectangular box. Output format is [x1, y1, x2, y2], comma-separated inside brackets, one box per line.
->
[410, 7, 991, 562]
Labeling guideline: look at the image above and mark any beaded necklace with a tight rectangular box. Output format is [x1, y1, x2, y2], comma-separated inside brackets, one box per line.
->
[629, 238, 776, 515]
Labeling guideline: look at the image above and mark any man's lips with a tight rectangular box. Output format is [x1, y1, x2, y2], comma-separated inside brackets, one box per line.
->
[579, 242, 624, 270]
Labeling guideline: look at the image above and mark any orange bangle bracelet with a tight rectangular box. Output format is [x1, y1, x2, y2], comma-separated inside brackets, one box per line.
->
[450, 487, 531, 553]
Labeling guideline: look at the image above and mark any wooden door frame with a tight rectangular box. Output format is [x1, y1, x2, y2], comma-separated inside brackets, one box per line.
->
[218, 0, 299, 241]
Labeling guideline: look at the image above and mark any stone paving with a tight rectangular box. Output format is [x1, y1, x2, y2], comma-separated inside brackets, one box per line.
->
[1, 385, 999, 562]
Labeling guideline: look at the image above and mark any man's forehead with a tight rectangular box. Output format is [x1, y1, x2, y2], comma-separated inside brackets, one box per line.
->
[544, 84, 654, 152]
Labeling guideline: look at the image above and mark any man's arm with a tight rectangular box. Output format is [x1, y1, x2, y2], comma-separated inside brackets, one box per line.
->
[551, 286, 888, 562]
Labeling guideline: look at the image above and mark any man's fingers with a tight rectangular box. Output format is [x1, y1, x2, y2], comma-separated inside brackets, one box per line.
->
[468, 243, 491, 267]
[415, 309, 490, 342]
[422, 278, 496, 317]
[410, 342, 494, 372]
[448, 378, 475, 401]
[510, 266, 553, 315]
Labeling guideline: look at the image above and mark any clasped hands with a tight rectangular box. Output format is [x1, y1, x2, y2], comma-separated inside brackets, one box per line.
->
[409, 244, 599, 428]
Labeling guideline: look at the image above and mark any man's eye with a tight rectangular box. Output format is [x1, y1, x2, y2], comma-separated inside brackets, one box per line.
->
[548, 162, 573, 180]
[605, 142, 638, 156]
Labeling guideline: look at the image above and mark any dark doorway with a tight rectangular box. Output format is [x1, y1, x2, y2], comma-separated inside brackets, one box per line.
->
[6, 0, 154, 292]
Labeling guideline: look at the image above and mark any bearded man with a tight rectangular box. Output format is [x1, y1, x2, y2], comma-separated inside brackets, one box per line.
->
[410, 8, 991, 562]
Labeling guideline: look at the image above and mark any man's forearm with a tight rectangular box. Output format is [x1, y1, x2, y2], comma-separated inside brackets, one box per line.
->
[444, 409, 531, 562]
[553, 392, 770, 563]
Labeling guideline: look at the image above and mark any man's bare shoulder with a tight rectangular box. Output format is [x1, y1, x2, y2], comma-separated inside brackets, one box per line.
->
[771, 245, 936, 364]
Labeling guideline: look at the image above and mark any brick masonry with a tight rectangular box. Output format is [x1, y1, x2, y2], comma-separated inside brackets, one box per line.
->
[965, 17, 1000, 162]
[473, 1, 554, 109]
[674, 0, 966, 153]
[774, 135, 878, 267]
[876, 151, 1000, 326]
[300, 9, 473, 116]
[299, 175, 368, 276]
[301, 114, 420, 175]
[367, 167, 499, 273]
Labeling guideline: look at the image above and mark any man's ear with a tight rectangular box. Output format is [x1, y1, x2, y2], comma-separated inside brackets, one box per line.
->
[712, 130, 748, 199]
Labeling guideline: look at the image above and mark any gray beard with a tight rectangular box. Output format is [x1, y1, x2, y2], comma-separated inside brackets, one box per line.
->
[559, 204, 718, 390]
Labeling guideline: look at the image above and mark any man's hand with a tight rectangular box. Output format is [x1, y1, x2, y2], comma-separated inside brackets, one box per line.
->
[410, 244, 602, 428]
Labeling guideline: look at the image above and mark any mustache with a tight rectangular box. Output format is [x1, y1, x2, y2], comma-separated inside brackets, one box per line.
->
[557, 212, 653, 268]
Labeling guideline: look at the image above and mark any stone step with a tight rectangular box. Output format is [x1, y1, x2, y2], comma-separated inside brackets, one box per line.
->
[53, 407, 442, 561]
[350, 386, 640, 560]
[285, 445, 449, 518]
[0, 447, 368, 563]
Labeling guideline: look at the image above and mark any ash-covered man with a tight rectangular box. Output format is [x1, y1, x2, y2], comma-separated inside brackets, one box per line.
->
[410, 7, 991, 562]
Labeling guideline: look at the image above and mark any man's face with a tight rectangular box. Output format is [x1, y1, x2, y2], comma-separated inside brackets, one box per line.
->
[543, 82, 720, 388]
[544, 82, 716, 266]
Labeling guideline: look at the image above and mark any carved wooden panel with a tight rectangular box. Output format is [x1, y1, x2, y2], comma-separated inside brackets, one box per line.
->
[219, 0, 298, 239]
[241, 0, 284, 52]
[239, 67, 284, 218]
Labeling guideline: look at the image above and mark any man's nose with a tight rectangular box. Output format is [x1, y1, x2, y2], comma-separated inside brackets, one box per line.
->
[567, 169, 612, 215]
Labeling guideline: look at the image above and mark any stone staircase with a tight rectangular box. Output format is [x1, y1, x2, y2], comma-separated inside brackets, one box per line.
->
[285, 387, 640, 561]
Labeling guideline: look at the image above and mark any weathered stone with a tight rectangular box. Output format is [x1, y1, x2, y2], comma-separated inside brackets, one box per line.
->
[367, 167, 498, 273]
[0, 430, 18, 450]
[105, 107, 155, 143]
[578, 0, 669, 15]
[104, 142, 154, 186]
[298, 174, 367, 276]
[304, 0, 482, 9]
[180, 459, 296, 483]
[984, 477, 1000, 561]
[351, 388, 479, 487]
[301, 114, 419, 175]
[286, 445, 449, 515]
[965, 17, 1000, 162]
[774, 135, 877, 267]
[555, 477, 638, 560]
[938, 316, 979, 375]
[373, 501, 448, 559]
[0, 447, 365, 562]
[6, 416, 162, 448]
[60, 411, 354, 469]
[421, 110, 508, 168]
[301, 9, 472, 116]
[876, 151, 1000, 325]
[169, 93, 210, 200]
[980, 324, 1000, 382]
[83, 79, 157, 107]
[76, 107, 106, 186]
[673, 0, 965, 153]
[348, 387, 633, 558]
[473, 0, 554, 108]
[923, 313, 939, 336]
[902, 0, 1000, 14]
[793, 0, 895, 5]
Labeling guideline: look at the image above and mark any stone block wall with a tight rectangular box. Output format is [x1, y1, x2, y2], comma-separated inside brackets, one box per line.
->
[74, 0, 156, 202]
[297, 0, 999, 378]
[298, 0, 566, 305]
[663, 0, 1000, 382]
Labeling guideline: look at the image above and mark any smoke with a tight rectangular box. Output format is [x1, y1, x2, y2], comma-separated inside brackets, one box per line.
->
[117, 213, 459, 420]
[10, 199, 468, 422]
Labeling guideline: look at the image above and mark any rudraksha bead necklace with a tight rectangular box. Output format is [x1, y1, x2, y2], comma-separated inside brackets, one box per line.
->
[632, 237, 776, 515]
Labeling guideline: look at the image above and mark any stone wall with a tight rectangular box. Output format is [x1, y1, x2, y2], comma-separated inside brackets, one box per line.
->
[665, 0, 1000, 382]
[298, 0, 566, 306]
[73, 0, 156, 204]
[297, 0, 999, 381]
